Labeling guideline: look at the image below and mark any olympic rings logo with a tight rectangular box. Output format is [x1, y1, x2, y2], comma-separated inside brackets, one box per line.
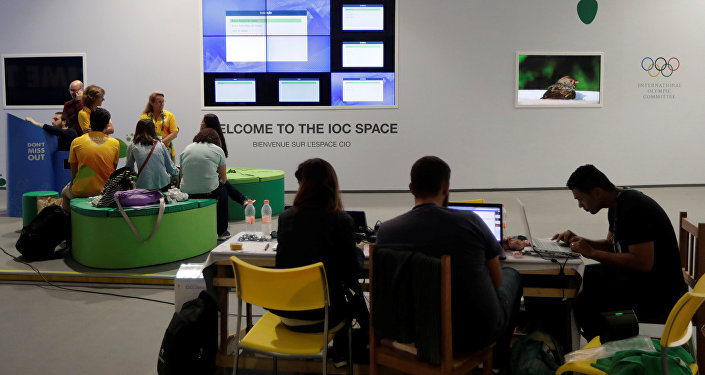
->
[641, 57, 680, 77]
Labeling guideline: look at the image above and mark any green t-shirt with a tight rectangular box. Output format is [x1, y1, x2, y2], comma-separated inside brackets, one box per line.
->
[178, 142, 225, 194]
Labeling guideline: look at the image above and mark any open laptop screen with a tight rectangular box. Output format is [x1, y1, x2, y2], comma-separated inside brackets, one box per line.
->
[447, 202, 503, 242]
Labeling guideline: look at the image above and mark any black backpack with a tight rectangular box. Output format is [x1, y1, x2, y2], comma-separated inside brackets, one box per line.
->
[15, 205, 71, 260]
[510, 330, 565, 375]
[157, 291, 219, 375]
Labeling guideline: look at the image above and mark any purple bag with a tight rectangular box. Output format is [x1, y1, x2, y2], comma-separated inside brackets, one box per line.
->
[114, 189, 162, 207]
[114, 189, 165, 243]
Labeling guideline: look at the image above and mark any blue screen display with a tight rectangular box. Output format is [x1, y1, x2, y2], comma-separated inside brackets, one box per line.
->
[202, 0, 395, 107]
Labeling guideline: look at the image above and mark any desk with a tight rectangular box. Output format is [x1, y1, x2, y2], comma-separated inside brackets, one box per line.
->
[205, 234, 585, 371]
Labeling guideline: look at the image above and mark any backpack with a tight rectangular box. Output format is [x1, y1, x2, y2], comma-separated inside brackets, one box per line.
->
[93, 167, 136, 208]
[15, 205, 71, 260]
[510, 330, 565, 375]
[157, 291, 219, 375]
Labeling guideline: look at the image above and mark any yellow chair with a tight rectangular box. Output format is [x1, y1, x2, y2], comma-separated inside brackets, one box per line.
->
[229, 256, 351, 375]
[556, 277, 705, 374]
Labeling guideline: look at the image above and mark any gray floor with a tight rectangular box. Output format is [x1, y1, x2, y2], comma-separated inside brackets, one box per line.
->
[1, 186, 704, 374]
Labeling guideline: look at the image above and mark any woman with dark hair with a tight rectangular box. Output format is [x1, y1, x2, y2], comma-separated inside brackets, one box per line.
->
[179, 128, 230, 239]
[78, 84, 114, 135]
[274, 158, 368, 367]
[125, 118, 179, 191]
[200, 113, 248, 206]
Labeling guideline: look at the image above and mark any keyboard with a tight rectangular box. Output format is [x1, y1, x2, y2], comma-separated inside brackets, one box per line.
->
[533, 238, 570, 252]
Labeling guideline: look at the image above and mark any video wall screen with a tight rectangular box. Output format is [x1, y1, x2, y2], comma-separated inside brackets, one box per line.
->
[3, 54, 85, 108]
[202, 0, 396, 108]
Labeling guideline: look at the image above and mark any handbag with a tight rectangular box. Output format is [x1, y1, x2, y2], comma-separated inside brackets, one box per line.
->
[114, 189, 165, 243]
[93, 167, 136, 208]
[114, 189, 162, 207]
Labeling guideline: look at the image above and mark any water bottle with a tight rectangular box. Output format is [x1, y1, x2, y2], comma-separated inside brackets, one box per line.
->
[261, 200, 272, 238]
[244, 200, 255, 233]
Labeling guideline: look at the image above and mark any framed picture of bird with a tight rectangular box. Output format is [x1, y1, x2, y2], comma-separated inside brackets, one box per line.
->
[515, 52, 603, 107]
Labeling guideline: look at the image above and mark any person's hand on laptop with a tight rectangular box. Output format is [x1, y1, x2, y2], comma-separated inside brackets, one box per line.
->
[552, 229, 579, 244]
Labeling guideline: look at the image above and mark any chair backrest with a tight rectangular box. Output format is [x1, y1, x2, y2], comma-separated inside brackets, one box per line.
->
[678, 211, 705, 287]
[370, 246, 450, 365]
[678, 213, 705, 369]
[229, 256, 329, 311]
[660, 278, 705, 347]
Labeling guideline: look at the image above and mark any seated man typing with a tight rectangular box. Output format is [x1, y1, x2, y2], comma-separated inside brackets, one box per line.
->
[376, 156, 522, 369]
[553, 164, 686, 339]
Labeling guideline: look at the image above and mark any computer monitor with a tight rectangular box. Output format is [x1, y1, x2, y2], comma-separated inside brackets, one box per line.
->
[447, 202, 503, 242]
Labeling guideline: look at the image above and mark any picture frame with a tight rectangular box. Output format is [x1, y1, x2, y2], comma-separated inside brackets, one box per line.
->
[515, 52, 603, 108]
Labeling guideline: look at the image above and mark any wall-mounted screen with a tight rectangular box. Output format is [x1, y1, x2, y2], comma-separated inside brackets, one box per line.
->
[2, 54, 85, 109]
[202, 0, 396, 109]
[515, 52, 603, 108]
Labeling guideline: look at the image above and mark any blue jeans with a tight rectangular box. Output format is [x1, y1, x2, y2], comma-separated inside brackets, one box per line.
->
[494, 267, 523, 367]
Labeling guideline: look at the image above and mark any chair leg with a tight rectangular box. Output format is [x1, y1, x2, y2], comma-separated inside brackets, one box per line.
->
[231, 346, 240, 375]
[482, 351, 493, 375]
[348, 323, 354, 375]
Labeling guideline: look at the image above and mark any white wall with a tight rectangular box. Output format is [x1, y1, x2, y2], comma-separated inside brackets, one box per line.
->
[2, 0, 704, 191]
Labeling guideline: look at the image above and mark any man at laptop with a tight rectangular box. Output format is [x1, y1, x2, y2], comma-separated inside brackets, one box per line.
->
[553, 164, 686, 339]
[376, 156, 522, 369]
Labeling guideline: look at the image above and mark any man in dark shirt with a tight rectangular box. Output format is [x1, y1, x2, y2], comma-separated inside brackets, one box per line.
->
[554, 164, 686, 339]
[376, 156, 522, 369]
[25, 112, 78, 151]
[63, 80, 84, 135]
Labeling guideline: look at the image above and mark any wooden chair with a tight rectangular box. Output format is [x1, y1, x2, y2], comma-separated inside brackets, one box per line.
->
[679, 211, 705, 369]
[369, 246, 495, 375]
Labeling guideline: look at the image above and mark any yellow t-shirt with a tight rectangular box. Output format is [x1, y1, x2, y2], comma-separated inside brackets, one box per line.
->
[78, 107, 91, 133]
[78, 107, 113, 134]
[140, 110, 179, 157]
[69, 132, 120, 197]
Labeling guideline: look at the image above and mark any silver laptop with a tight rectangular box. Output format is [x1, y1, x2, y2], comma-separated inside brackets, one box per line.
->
[516, 198, 580, 258]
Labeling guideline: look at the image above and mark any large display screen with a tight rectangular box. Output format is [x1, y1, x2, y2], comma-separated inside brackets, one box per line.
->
[202, 0, 396, 108]
[3, 54, 85, 108]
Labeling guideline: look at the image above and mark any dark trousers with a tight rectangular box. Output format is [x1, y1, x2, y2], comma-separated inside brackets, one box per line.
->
[494, 267, 523, 367]
[190, 183, 228, 235]
[224, 181, 247, 205]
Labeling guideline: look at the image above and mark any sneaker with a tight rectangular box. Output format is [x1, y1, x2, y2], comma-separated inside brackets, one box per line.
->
[217, 230, 231, 241]
[331, 352, 348, 368]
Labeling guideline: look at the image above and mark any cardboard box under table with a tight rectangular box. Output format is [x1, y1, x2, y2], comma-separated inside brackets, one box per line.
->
[70, 198, 217, 269]
[226, 168, 284, 220]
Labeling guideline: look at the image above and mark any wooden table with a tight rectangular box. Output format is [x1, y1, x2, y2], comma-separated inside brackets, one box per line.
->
[205, 238, 585, 372]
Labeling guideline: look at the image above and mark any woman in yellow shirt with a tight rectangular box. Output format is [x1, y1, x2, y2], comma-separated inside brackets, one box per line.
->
[140, 91, 179, 160]
[77, 85, 114, 135]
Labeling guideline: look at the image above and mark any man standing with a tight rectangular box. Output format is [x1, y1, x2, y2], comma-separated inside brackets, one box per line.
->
[25, 112, 77, 151]
[376, 156, 522, 370]
[60, 108, 119, 212]
[63, 80, 84, 135]
[553, 164, 686, 339]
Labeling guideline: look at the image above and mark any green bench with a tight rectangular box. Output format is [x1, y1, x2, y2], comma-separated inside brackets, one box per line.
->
[226, 168, 285, 220]
[70, 198, 217, 269]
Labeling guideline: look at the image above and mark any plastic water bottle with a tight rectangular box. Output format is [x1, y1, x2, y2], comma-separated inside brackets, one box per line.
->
[244, 200, 255, 233]
[261, 200, 272, 238]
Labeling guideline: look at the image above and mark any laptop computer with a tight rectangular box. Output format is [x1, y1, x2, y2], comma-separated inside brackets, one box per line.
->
[346, 210, 368, 234]
[516, 198, 580, 258]
[447, 202, 503, 243]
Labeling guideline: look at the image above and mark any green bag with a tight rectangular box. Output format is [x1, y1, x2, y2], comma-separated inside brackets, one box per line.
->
[592, 338, 694, 375]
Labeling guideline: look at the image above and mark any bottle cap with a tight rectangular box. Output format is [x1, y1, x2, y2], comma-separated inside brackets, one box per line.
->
[247, 199, 254, 204]
[264, 200, 269, 204]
